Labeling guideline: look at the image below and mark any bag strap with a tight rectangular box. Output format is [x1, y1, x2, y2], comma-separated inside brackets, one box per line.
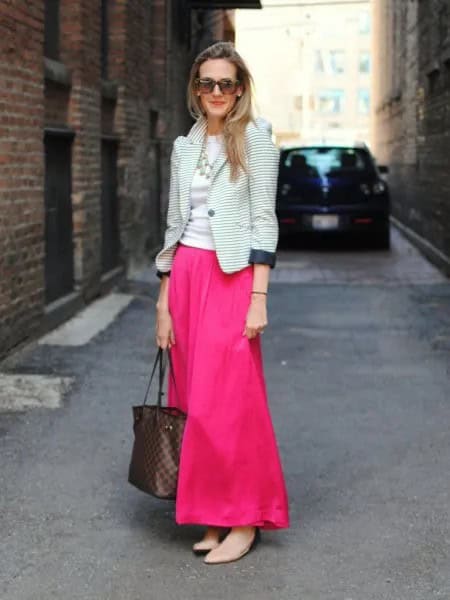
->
[142, 347, 181, 408]
[142, 348, 163, 407]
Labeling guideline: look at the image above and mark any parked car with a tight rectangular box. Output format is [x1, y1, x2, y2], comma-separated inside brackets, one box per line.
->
[276, 143, 391, 248]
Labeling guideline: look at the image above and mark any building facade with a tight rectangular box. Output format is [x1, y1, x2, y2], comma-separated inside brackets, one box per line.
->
[236, 0, 372, 146]
[0, 0, 246, 358]
[372, 0, 450, 275]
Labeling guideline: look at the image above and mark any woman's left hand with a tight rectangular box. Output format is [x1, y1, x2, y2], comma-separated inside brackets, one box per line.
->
[243, 295, 268, 339]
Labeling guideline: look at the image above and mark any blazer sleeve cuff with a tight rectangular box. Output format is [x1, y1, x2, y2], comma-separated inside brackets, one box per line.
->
[248, 248, 277, 268]
[156, 270, 171, 279]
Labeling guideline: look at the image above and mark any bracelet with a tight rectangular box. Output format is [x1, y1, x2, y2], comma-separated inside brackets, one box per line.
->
[251, 291, 267, 295]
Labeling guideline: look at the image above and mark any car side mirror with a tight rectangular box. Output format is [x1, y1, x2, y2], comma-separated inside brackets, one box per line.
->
[378, 165, 389, 174]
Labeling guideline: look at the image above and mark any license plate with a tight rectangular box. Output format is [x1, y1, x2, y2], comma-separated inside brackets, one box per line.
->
[312, 214, 339, 230]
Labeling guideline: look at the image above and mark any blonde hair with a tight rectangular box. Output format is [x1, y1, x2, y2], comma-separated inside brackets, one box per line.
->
[187, 41, 255, 180]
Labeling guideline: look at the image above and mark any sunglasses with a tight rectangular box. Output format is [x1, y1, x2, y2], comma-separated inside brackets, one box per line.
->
[194, 77, 241, 95]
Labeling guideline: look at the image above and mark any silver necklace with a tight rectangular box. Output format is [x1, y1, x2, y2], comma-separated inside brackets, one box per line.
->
[196, 134, 222, 180]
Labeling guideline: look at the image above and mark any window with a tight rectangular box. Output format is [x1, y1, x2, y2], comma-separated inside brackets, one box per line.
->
[293, 96, 303, 110]
[359, 52, 371, 74]
[314, 50, 345, 74]
[314, 50, 324, 73]
[329, 50, 345, 74]
[318, 90, 345, 114]
[281, 147, 376, 178]
[427, 69, 439, 95]
[359, 11, 371, 35]
[44, 0, 60, 60]
[172, 0, 191, 45]
[357, 89, 370, 114]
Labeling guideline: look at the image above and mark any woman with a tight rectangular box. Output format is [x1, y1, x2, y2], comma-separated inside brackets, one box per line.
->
[154, 41, 289, 565]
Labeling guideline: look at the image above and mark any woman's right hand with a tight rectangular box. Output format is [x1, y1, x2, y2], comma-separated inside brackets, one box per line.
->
[155, 307, 176, 349]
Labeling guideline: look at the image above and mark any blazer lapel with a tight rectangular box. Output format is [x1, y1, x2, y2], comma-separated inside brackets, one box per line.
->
[178, 117, 229, 219]
[177, 119, 204, 220]
[178, 143, 202, 222]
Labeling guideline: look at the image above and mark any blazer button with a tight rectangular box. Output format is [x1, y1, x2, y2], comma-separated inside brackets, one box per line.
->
[208, 209, 215, 217]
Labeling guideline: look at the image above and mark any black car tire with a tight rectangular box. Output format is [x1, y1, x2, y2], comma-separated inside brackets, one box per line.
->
[373, 227, 391, 250]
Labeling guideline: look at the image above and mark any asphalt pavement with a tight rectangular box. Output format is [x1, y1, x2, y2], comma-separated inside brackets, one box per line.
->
[1, 227, 450, 600]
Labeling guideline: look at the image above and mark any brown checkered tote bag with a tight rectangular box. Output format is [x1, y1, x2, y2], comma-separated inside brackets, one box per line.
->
[128, 348, 186, 499]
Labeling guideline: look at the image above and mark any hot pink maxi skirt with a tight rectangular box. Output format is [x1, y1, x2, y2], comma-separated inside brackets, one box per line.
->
[167, 243, 289, 530]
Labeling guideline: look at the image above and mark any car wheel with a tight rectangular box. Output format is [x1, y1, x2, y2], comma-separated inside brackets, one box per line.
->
[373, 227, 390, 250]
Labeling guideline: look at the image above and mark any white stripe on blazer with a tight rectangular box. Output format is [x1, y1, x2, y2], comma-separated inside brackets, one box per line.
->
[154, 116, 280, 278]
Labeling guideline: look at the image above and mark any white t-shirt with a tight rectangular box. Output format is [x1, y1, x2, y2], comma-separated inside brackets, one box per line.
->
[179, 134, 223, 250]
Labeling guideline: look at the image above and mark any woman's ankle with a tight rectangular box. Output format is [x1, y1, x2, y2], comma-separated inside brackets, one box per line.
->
[203, 526, 221, 538]
[229, 525, 256, 535]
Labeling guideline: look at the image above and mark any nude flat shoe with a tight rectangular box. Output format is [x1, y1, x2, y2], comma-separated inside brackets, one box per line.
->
[203, 527, 260, 565]
[192, 540, 221, 555]
[192, 527, 228, 555]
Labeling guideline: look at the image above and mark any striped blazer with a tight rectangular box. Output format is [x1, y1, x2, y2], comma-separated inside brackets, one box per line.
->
[154, 116, 280, 278]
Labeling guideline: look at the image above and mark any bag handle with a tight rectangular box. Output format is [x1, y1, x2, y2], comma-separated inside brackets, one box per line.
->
[142, 347, 181, 408]
[142, 347, 162, 407]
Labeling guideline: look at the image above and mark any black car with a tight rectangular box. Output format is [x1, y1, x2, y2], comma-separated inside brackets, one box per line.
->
[276, 144, 391, 248]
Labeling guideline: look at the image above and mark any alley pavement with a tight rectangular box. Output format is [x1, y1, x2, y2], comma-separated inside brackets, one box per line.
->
[1, 226, 450, 600]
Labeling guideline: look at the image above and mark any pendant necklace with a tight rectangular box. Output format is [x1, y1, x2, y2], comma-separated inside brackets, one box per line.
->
[196, 134, 222, 180]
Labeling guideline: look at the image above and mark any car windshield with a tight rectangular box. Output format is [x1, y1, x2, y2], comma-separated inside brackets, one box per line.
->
[280, 147, 375, 178]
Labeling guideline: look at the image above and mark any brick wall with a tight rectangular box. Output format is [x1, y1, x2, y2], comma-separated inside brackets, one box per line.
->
[0, 1, 235, 358]
[109, 0, 154, 273]
[0, 0, 46, 353]
[61, 0, 103, 298]
[372, 0, 450, 274]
